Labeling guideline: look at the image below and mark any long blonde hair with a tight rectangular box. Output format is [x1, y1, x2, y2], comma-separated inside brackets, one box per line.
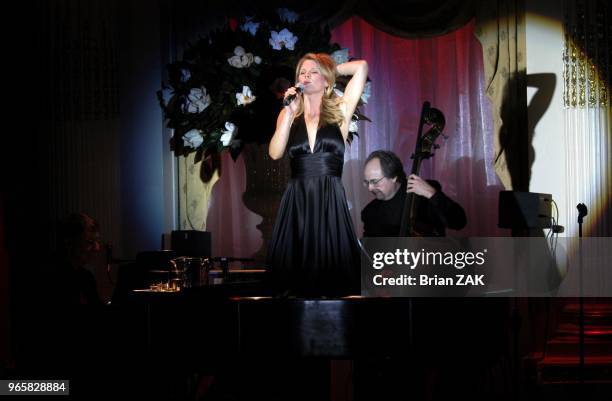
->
[294, 53, 344, 128]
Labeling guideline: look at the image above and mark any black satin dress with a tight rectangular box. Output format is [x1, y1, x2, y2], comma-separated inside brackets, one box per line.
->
[267, 115, 361, 297]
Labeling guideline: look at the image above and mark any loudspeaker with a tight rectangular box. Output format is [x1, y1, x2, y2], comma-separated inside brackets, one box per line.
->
[171, 230, 212, 257]
[498, 191, 552, 229]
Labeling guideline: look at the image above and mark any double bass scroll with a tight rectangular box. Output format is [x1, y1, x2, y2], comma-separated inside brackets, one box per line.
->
[398, 101, 447, 237]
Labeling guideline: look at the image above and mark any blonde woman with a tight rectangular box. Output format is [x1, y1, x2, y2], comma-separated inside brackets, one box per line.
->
[267, 53, 368, 297]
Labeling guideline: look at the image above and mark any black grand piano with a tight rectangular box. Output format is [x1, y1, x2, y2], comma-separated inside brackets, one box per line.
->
[98, 272, 509, 400]
[115, 273, 506, 357]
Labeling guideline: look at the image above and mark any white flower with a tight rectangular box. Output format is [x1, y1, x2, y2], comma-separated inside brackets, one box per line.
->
[233, 46, 245, 56]
[220, 122, 237, 146]
[228, 46, 255, 68]
[184, 87, 211, 113]
[361, 81, 372, 104]
[241, 53, 254, 67]
[236, 85, 256, 106]
[180, 68, 191, 82]
[331, 48, 350, 65]
[269, 29, 298, 51]
[228, 55, 242, 68]
[182, 129, 204, 148]
[160, 88, 173, 105]
[254, 56, 262, 64]
[240, 18, 260, 36]
[277, 8, 299, 23]
[332, 81, 371, 104]
[349, 119, 359, 133]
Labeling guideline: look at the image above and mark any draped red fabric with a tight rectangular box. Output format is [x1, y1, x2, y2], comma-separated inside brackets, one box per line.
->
[332, 16, 506, 238]
[207, 16, 506, 260]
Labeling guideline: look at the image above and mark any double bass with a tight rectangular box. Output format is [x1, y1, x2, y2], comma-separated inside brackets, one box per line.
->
[398, 101, 446, 236]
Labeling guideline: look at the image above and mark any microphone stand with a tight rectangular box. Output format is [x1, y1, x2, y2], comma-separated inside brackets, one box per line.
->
[576, 203, 587, 386]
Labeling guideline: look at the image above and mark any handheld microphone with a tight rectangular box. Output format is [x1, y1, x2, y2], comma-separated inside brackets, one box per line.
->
[283, 83, 304, 106]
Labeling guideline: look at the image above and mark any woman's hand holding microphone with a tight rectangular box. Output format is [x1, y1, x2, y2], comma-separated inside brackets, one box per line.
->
[283, 83, 304, 114]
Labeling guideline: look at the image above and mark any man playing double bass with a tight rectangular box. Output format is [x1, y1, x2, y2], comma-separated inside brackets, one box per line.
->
[359, 151, 509, 401]
[359, 151, 483, 400]
[361, 150, 466, 237]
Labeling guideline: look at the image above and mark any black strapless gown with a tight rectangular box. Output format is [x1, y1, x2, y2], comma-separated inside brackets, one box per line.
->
[267, 116, 361, 297]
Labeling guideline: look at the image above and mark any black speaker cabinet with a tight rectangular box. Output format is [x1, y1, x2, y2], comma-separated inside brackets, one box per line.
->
[498, 191, 552, 229]
[171, 230, 212, 257]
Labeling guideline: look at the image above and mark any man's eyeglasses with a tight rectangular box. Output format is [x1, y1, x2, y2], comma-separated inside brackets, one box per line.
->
[363, 177, 386, 187]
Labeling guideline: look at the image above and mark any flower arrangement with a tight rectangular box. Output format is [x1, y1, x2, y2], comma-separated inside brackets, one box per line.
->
[157, 8, 371, 161]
